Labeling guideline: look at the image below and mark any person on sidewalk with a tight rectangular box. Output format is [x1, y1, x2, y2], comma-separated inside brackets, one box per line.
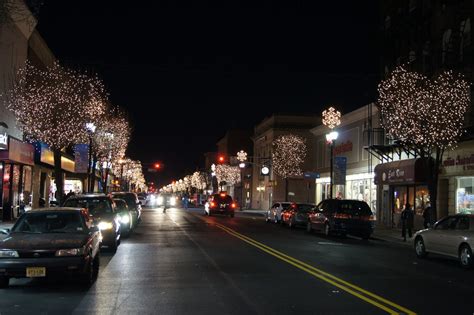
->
[423, 204, 432, 229]
[401, 203, 414, 241]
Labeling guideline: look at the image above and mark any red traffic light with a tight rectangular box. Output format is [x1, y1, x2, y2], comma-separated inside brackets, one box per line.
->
[154, 163, 161, 169]
[218, 155, 225, 163]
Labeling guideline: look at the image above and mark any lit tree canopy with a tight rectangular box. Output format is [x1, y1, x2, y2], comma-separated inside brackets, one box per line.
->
[191, 171, 207, 190]
[6, 61, 107, 150]
[272, 134, 307, 178]
[215, 164, 240, 185]
[378, 65, 470, 151]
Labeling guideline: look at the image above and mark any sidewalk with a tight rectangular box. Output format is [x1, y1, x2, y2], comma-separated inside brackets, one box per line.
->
[372, 225, 418, 247]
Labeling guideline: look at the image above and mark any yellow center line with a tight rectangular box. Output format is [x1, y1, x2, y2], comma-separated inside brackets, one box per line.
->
[208, 220, 416, 315]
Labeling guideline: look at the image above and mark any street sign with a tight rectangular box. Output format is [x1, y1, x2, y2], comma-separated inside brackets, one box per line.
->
[304, 171, 320, 179]
[334, 156, 347, 185]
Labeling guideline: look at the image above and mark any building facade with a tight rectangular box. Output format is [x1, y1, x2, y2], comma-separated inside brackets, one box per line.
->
[251, 114, 317, 210]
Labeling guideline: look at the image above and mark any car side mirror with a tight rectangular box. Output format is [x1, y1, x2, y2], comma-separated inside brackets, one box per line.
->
[0, 228, 10, 235]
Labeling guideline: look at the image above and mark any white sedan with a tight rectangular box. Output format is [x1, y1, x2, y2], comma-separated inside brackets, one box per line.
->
[414, 214, 474, 268]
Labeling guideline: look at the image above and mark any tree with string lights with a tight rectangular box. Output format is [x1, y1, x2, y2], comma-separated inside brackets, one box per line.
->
[215, 164, 240, 191]
[378, 65, 470, 221]
[5, 61, 107, 204]
[272, 134, 307, 201]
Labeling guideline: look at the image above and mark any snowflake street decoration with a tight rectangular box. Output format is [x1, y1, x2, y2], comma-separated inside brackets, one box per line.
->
[237, 150, 248, 162]
[322, 107, 341, 130]
[272, 134, 307, 178]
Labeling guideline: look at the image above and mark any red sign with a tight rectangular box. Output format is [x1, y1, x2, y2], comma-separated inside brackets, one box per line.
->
[0, 137, 34, 165]
[334, 141, 353, 155]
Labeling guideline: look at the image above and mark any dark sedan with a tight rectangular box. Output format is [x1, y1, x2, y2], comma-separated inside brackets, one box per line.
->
[0, 207, 101, 288]
[281, 203, 315, 228]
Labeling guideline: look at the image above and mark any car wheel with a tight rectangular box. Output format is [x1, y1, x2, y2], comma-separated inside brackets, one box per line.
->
[306, 221, 312, 233]
[415, 237, 427, 258]
[265, 214, 270, 223]
[459, 244, 473, 269]
[0, 276, 9, 288]
[274, 216, 278, 224]
[324, 223, 331, 236]
[230, 212, 234, 218]
[81, 254, 98, 286]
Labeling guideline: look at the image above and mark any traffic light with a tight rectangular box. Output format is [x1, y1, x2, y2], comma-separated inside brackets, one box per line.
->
[154, 163, 161, 169]
[217, 155, 226, 164]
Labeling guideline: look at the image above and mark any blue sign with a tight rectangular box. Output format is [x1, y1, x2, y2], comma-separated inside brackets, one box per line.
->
[334, 156, 347, 185]
[304, 172, 320, 179]
[74, 144, 89, 174]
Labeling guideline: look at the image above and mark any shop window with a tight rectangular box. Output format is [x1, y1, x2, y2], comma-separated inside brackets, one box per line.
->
[393, 186, 407, 214]
[415, 186, 429, 216]
[456, 177, 474, 214]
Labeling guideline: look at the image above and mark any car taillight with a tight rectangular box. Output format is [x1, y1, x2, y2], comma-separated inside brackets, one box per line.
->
[334, 213, 351, 219]
[231, 203, 236, 208]
[210, 202, 216, 208]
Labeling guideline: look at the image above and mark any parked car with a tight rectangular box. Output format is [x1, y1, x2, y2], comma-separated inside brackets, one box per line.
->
[266, 202, 292, 223]
[414, 214, 474, 268]
[0, 207, 101, 288]
[110, 192, 142, 227]
[63, 194, 121, 252]
[205, 193, 236, 217]
[113, 198, 133, 235]
[281, 203, 315, 228]
[307, 199, 375, 239]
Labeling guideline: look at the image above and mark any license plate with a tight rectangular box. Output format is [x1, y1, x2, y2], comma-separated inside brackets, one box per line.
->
[26, 267, 46, 278]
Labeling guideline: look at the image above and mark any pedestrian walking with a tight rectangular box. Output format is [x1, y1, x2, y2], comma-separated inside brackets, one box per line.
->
[423, 204, 432, 229]
[401, 203, 414, 241]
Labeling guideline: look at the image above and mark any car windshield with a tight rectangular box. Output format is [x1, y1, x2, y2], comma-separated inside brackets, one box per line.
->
[63, 198, 113, 215]
[337, 201, 372, 216]
[12, 212, 86, 234]
[113, 194, 138, 210]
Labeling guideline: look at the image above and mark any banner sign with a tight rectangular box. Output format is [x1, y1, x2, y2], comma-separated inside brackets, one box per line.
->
[333, 156, 347, 185]
[74, 144, 89, 174]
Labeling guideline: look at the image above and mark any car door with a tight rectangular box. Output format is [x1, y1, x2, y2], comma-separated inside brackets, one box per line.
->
[431, 216, 458, 255]
[312, 201, 327, 231]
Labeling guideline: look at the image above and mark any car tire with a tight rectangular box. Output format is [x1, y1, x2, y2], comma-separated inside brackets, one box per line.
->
[306, 221, 313, 233]
[324, 223, 331, 236]
[0, 276, 9, 288]
[230, 212, 235, 218]
[265, 215, 270, 223]
[81, 254, 99, 286]
[459, 244, 473, 269]
[415, 237, 427, 258]
[274, 216, 278, 224]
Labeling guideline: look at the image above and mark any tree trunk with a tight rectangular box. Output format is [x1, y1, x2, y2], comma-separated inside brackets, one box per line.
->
[427, 148, 443, 224]
[103, 166, 109, 194]
[90, 154, 97, 193]
[54, 150, 64, 205]
[285, 178, 289, 202]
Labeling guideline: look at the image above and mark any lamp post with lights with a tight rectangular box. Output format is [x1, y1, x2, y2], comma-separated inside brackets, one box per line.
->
[322, 107, 341, 199]
[85, 122, 96, 192]
[237, 150, 248, 210]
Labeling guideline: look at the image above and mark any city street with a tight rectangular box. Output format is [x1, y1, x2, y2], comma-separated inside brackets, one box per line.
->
[1, 207, 474, 314]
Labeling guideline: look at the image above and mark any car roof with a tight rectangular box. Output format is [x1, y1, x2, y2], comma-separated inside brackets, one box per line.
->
[68, 193, 107, 198]
[28, 207, 85, 212]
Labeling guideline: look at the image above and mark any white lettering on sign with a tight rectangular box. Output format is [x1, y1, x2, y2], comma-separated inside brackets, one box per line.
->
[0, 133, 7, 147]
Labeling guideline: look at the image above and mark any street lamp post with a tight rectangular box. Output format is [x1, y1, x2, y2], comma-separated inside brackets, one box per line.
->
[322, 107, 341, 199]
[85, 122, 96, 193]
[237, 150, 248, 210]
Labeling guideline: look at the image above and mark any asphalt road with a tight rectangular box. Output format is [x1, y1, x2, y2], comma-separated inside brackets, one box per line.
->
[1, 207, 474, 314]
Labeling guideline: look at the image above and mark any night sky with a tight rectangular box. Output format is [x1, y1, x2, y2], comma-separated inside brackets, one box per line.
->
[36, 1, 380, 186]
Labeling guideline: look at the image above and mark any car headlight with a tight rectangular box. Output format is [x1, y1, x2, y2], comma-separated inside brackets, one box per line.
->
[0, 250, 19, 258]
[120, 214, 130, 224]
[98, 221, 113, 230]
[170, 198, 176, 206]
[55, 248, 84, 257]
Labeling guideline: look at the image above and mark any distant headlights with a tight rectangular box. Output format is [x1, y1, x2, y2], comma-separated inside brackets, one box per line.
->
[98, 221, 113, 230]
[170, 197, 176, 206]
[0, 250, 19, 258]
[157, 196, 164, 205]
[55, 247, 84, 257]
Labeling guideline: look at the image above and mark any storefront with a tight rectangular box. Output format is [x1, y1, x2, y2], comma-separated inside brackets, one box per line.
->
[374, 158, 431, 229]
[0, 136, 35, 220]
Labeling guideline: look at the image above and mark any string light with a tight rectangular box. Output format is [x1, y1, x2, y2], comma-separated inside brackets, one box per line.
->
[272, 134, 307, 178]
[6, 61, 107, 150]
[191, 171, 207, 191]
[215, 164, 241, 185]
[378, 65, 470, 150]
[322, 107, 341, 130]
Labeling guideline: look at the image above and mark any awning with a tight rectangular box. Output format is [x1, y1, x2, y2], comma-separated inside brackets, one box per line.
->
[374, 158, 431, 185]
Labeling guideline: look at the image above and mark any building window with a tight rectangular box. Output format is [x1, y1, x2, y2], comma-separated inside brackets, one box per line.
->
[457, 177, 474, 214]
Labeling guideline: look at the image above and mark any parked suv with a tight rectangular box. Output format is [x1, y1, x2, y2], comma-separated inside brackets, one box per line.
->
[205, 193, 236, 217]
[266, 202, 292, 223]
[307, 199, 375, 239]
[63, 194, 121, 251]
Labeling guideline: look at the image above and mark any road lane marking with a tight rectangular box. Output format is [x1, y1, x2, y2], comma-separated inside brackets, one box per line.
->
[211, 221, 416, 315]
